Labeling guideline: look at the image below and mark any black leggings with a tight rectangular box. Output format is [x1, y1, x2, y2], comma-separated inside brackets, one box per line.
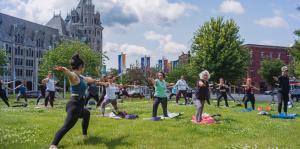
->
[278, 92, 289, 113]
[152, 97, 168, 117]
[244, 94, 255, 109]
[0, 90, 10, 107]
[51, 96, 90, 146]
[176, 90, 187, 104]
[217, 92, 228, 107]
[85, 94, 99, 106]
[45, 91, 55, 107]
[36, 92, 45, 105]
[17, 93, 27, 103]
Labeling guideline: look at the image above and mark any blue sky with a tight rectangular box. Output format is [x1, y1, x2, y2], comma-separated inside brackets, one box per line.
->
[0, 0, 299, 69]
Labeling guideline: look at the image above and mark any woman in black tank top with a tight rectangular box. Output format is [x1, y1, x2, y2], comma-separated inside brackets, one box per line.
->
[216, 78, 229, 107]
[242, 78, 259, 109]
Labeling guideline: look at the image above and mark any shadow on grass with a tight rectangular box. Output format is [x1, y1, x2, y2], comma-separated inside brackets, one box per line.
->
[84, 135, 132, 149]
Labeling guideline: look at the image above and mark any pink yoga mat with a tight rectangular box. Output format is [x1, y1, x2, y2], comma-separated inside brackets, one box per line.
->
[191, 115, 216, 124]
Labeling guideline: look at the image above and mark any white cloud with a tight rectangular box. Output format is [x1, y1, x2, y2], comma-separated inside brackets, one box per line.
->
[144, 31, 187, 54]
[219, 0, 245, 15]
[0, 0, 196, 27]
[289, 13, 300, 20]
[103, 42, 149, 56]
[254, 16, 288, 28]
[0, 0, 76, 24]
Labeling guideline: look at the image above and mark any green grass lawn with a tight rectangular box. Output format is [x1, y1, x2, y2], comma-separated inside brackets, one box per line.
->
[0, 97, 300, 149]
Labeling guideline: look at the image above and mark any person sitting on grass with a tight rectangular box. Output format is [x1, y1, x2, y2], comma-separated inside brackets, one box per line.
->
[148, 72, 174, 118]
[194, 70, 210, 122]
[97, 75, 122, 116]
[242, 78, 259, 110]
[49, 53, 98, 149]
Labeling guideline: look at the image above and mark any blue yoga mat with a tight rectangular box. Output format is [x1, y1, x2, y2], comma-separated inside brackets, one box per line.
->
[271, 113, 298, 119]
[237, 108, 255, 112]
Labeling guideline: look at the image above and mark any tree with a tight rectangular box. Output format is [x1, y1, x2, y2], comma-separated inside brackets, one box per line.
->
[259, 59, 284, 87]
[190, 17, 250, 83]
[0, 49, 8, 74]
[166, 64, 198, 87]
[40, 41, 103, 81]
[290, 30, 300, 78]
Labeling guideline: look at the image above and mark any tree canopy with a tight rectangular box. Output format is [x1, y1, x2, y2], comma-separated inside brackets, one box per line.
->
[40, 41, 104, 81]
[259, 59, 284, 87]
[190, 17, 250, 83]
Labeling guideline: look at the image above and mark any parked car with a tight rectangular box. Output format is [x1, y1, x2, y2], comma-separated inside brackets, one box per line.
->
[290, 85, 300, 102]
[264, 89, 278, 95]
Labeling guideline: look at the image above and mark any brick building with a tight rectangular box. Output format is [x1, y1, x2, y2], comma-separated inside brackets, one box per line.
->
[245, 44, 292, 89]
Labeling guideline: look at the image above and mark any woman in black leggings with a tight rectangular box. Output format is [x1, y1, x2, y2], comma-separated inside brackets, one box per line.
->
[50, 54, 99, 149]
[0, 80, 12, 107]
[242, 78, 259, 109]
[217, 78, 229, 107]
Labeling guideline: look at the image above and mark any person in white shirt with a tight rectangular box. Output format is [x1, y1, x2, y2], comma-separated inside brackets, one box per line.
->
[97, 75, 121, 116]
[42, 72, 57, 108]
[175, 76, 189, 105]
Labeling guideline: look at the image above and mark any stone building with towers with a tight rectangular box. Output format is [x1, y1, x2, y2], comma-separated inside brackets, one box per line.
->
[0, 0, 103, 91]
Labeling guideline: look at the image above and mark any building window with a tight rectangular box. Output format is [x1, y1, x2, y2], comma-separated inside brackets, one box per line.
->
[85, 18, 87, 23]
[14, 58, 23, 66]
[269, 52, 273, 59]
[89, 30, 91, 34]
[260, 52, 264, 59]
[16, 69, 23, 77]
[15, 46, 23, 55]
[278, 53, 281, 59]
[26, 60, 34, 67]
[26, 70, 33, 77]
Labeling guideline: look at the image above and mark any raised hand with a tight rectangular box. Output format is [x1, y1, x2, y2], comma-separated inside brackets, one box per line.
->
[54, 66, 67, 71]
[199, 81, 205, 87]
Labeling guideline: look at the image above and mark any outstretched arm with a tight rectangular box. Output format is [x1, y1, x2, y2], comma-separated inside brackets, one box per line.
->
[252, 86, 260, 91]
[2, 81, 14, 85]
[84, 76, 97, 84]
[54, 66, 79, 85]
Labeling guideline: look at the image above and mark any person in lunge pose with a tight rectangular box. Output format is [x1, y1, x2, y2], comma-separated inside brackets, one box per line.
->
[148, 72, 174, 118]
[42, 72, 57, 108]
[0, 80, 13, 107]
[13, 81, 28, 107]
[50, 54, 98, 149]
[97, 75, 122, 116]
[175, 76, 189, 105]
[216, 78, 229, 107]
[194, 70, 210, 122]
[242, 78, 259, 109]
